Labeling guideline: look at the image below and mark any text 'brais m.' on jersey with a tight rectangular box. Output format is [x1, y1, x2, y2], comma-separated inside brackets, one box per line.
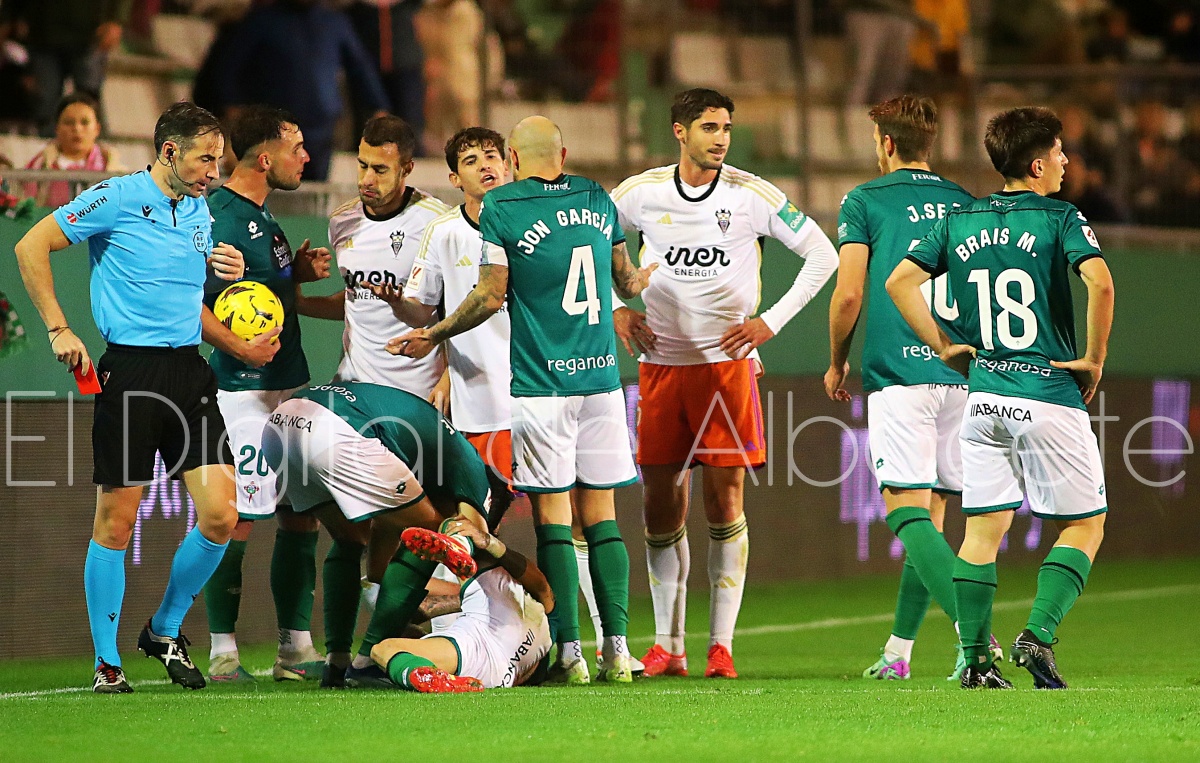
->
[838, 168, 975, 392]
[480, 173, 624, 397]
[329, 187, 450, 396]
[611, 165, 838, 366]
[909, 191, 1104, 410]
[289, 381, 491, 518]
[404, 205, 512, 433]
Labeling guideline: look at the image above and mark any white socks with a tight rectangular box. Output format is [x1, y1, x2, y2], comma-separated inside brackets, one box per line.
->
[210, 632, 237, 660]
[602, 634, 630, 663]
[884, 634, 915, 662]
[574, 538, 605, 644]
[708, 515, 749, 651]
[646, 525, 689, 655]
[278, 628, 314, 657]
[558, 639, 583, 666]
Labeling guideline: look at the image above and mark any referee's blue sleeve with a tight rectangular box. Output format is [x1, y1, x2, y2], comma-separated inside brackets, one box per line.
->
[52, 180, 121, 245]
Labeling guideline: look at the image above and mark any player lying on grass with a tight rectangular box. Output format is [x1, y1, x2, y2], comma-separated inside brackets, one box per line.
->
[371, 524, 555, 692]
[262, 380, 494, 688]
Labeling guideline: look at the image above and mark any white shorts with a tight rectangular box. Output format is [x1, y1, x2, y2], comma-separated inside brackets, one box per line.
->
[867, 384, 967, 494]
[217, 387, 303, 518]
[267, 397, 425, 522]
[426, 567, 551, 688]
[960, 392, 1107, 520]
[511, 390, 638, 493]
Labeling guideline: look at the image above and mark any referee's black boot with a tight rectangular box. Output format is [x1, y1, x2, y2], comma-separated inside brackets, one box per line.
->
[92, 659, 134, 694]
[1011, 629, 1068, 689]
[137, 620, 206, 689]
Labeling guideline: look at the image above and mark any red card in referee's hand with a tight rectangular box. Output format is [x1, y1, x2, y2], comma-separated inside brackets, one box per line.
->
[73, 363, 102, 395]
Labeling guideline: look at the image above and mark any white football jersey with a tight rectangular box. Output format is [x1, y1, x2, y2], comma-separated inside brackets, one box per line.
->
[612, 164, 836, 366]
[461, 567, 551, 688]
[404, 205, 512, 433]
[329, 188, 450, 396]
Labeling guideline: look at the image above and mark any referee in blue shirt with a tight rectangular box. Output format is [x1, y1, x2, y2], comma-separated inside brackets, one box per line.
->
[15, 102, 266, 693]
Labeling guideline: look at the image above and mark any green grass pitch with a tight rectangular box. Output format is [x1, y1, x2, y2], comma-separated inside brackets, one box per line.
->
[2, 558, 1197, 761]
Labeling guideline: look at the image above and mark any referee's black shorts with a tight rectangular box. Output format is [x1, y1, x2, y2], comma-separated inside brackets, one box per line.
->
[92, 344, 232, 486]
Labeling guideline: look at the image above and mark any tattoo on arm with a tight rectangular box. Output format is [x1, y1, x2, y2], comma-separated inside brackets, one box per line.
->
[418, 594, 463, 621]
[429, 264, 507, 344]
[611, 241, 641, 299]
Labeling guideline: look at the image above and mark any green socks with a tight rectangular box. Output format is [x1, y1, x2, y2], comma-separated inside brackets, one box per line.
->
[536, 523, 580, 644]
[203, 538, 247, 634]
[953, 558, 998, 666]
[1027, 545, 1092, 643]
[358, 549, 436, 657]
[323, 540, 365, 654]
[583, 520, 630, 638]
[886, 506, 958, 621]
[385, 652, 437, 689]
[271, 528, 318, 632]
[892, 556, 932, 640]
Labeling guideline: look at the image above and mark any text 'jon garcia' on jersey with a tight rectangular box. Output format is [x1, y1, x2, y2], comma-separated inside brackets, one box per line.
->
[515, 209, 614, 254]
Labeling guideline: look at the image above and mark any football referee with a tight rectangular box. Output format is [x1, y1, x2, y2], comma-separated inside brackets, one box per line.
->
[15, 102, 250, 694]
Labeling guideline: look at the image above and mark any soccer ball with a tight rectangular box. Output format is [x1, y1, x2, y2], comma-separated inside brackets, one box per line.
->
[214, 281, 283, 341]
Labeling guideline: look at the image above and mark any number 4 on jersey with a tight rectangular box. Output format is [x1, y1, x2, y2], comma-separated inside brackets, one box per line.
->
[562, 244, 601, 325]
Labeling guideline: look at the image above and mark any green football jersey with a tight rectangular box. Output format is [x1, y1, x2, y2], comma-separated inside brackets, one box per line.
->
[292, 381, 490, 516]
[838, 168, 974, 392]
[205, 187, 309, 391]
[909, 191, 1104, 410]
[479, 174, 625, 397]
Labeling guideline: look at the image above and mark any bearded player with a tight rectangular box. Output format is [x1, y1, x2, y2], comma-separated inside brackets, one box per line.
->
[200, 106, 333, 684]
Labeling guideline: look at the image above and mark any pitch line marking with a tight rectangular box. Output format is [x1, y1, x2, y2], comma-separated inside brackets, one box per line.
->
[3, 583, 1197, 700]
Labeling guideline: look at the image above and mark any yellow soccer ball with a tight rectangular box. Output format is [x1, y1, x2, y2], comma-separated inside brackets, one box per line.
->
[214, 281, 283, 342]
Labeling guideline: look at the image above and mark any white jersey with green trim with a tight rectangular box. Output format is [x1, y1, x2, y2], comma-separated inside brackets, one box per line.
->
[405, 205, 512, 432]
[612, 164, 837, 366]
[329, 189, 450, 396]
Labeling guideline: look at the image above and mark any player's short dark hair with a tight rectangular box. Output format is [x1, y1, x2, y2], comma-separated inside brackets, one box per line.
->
[362, 114, 417, 161]
[869, 95, 938, 162]
[671, 88, 735, 129]
[228, 106, 299, 161]
[985, 107, 1063, 181]
[55, 92, 100, 123]
[153, 101, 223, 155]
[444, 127, 506, 172]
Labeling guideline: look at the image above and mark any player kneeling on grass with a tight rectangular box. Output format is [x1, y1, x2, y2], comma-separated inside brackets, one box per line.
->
[888, 107, 1114, 690]
[372, 523, 555, 692]
[262, 380, 494, 688]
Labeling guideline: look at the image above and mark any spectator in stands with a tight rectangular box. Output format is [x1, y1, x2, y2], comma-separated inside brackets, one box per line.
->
[1177, 101, 1200, 167]
[1087, 8, 1131, 64]
[1060, 103, 1115, 177]
[558, 0, 622, 102]
[24, 93, 125, 208]
[988, 0, 1084, 65]
[346, 0, 426, 153]
[1164, 6, 1200, 63]
[1128, 98, 1193, 226]
[213, 0, 390, 181]
[844, 0, 920, 108]
[1053, 151, 1129, 223]
[1, 0, 130, 136]
[909, 0, 969, 95]
[479, 0, 588, 101]
[417, 0, 492, 154]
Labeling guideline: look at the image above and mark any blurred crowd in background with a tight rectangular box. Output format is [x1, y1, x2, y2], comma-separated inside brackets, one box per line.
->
[0, 0, 1197, 226]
